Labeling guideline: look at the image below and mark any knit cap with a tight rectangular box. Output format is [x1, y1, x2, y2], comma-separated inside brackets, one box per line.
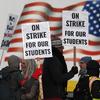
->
[80, 56, 92, 63]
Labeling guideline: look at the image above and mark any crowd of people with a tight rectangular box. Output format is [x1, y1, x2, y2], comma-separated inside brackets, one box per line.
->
[0, 43, 100, 100]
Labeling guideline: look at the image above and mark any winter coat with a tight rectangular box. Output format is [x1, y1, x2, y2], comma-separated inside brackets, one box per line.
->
[21, 77, 39, 100]
[0, 55, 24, 100]
[73, 75, 92, 100]
[90, 77, 100, 100]
[0, 66, 23, 100]
[42, 47, 77, 100]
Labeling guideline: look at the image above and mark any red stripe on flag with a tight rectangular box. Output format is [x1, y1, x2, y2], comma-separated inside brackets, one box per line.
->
[63, 49, 100, 55]
[10, 38, 23, 43]
[14, 29, 22, 34]
[8, 47, 23, 52]
[63, 49, 73, 54]
[21, 11, 62, 21]
[77, 49, 100, 55]
[18, 19, 41, 25]
[89, 40, 100, 46]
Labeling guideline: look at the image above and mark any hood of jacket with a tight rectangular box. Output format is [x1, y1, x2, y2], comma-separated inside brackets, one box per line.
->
[8, 55, 20, 70]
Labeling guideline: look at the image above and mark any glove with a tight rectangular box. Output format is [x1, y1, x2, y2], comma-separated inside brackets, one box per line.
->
[32, 67, 42, 79]
[70, 66, 78, 75]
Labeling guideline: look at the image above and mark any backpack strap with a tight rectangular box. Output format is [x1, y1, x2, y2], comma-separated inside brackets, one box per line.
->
[89, 76, 97, 92]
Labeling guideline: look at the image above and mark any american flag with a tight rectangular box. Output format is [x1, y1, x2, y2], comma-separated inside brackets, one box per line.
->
[83, 1, 100, 60]
[64, 1, 100, 65]
[3, 1, 100, 67]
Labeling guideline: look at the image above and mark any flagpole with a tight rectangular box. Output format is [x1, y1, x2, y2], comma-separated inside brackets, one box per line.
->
[0, 49, 4, 67]
[73, 46, 76, 66]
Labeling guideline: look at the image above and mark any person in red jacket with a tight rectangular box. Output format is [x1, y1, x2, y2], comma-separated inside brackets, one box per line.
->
[20, 59, 42, 100]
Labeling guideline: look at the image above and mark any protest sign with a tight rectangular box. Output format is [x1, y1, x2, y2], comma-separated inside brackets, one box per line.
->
[22, 22, 52, 59]
[1, 14, 18, 49]
[62, 11, 89, 66]
[62, 11, 89, 47]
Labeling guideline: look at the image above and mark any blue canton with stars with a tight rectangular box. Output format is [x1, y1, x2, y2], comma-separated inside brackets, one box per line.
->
[83, 1, 100, 37]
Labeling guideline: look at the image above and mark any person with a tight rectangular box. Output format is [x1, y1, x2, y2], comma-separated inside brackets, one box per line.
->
[78, 56, 92, 77]
[20, 59, 36, 82]
[20, 59, 42, 100]
[0, 55, 24, 100]
[87, 60, 100, 100]
[42, 43, 78, 100]
[73, 56, 92, 100]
